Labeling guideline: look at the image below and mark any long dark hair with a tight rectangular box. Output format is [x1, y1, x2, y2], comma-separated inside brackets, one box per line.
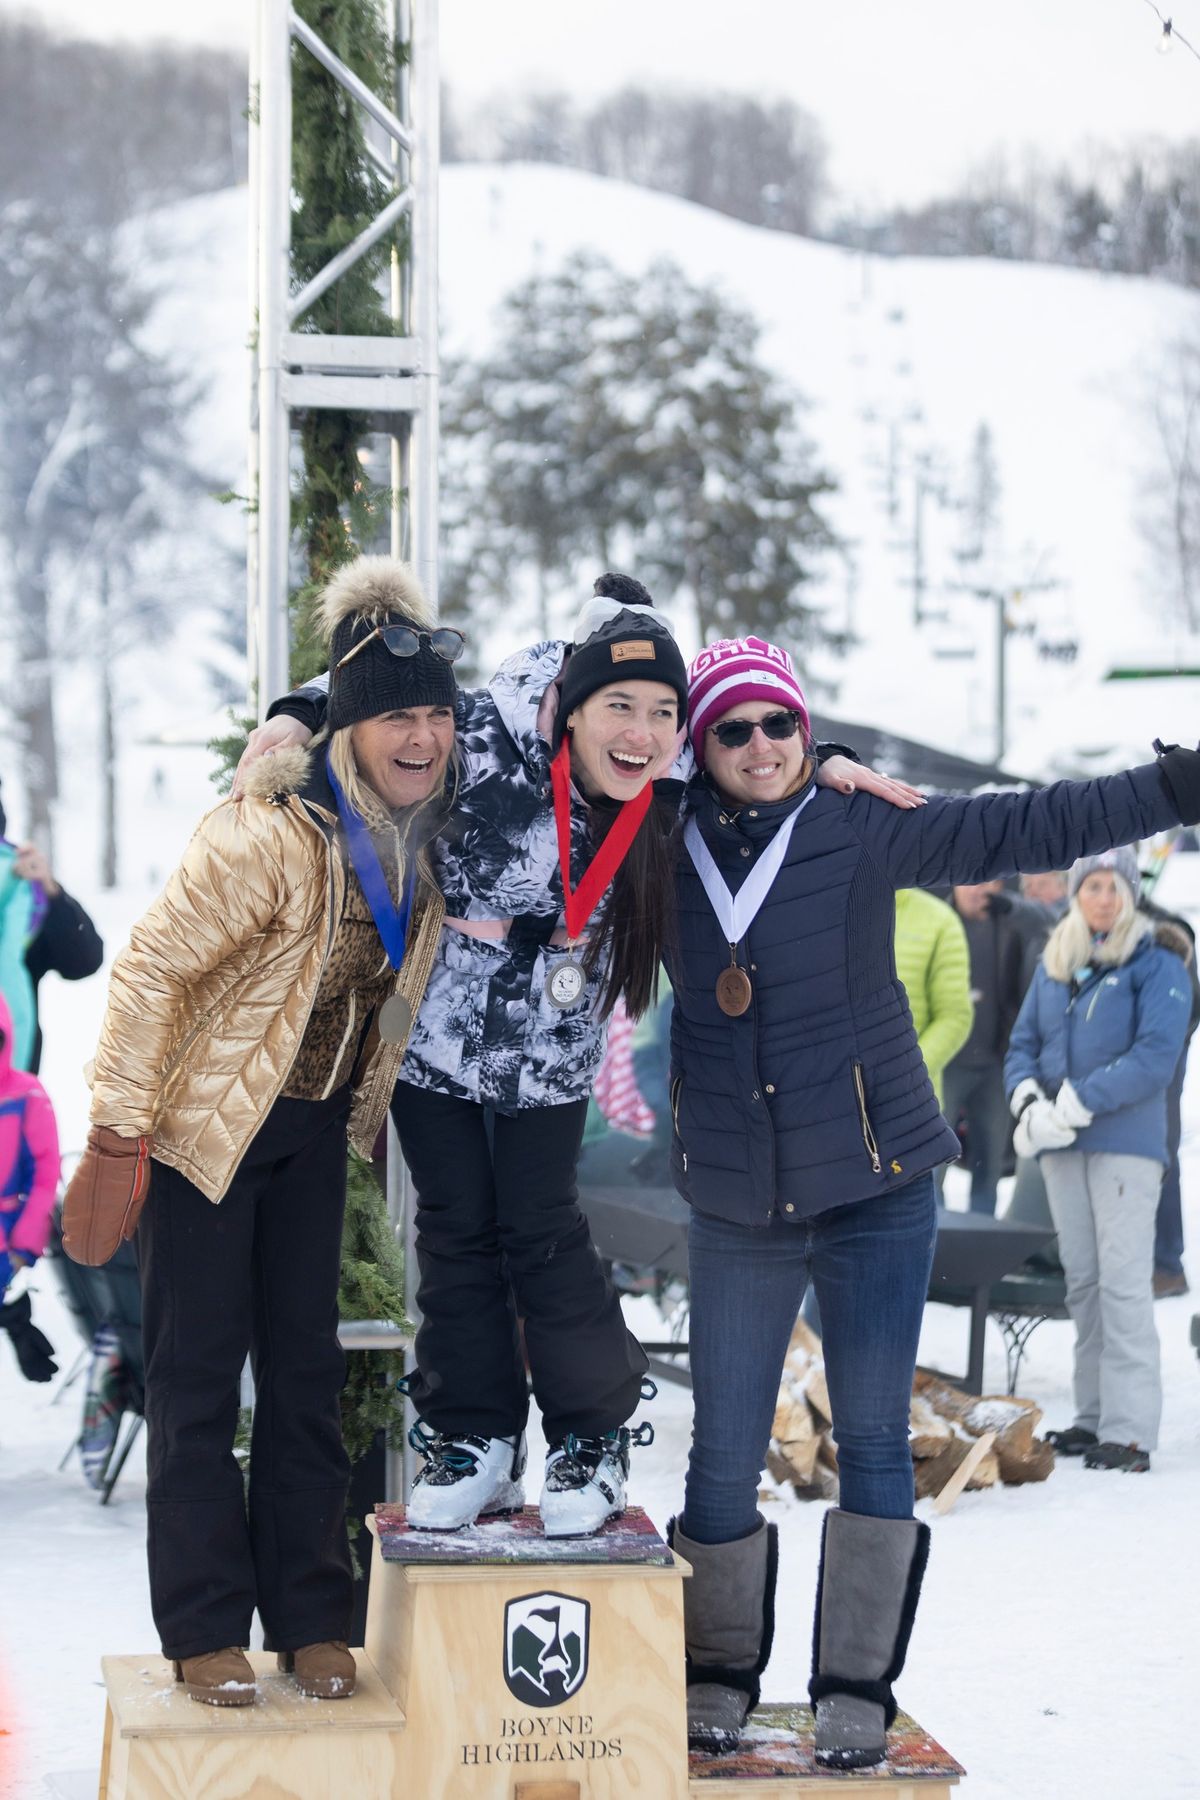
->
[582, 789, 681, 1022]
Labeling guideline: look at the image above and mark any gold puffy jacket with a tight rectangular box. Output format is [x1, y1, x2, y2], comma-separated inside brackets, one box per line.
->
[89, 747, 444, 1201]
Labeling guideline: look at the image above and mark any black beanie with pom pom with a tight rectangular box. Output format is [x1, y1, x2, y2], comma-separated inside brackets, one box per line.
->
[553, 573, 687, 750]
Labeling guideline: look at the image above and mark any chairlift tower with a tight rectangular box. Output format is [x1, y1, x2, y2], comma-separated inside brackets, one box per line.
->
[247, 0, 440, 710]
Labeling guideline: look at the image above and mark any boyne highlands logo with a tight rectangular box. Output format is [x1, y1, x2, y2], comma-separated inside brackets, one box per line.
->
[503, 1591, 590, 1708]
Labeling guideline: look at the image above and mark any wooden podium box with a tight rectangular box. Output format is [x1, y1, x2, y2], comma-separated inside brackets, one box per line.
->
[96, 1506, 964, 1799]
[364, 1503, 688, 1800]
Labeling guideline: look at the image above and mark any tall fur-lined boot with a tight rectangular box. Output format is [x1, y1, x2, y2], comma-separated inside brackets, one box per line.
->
[669, 1516, 778, 1754]
[809, 1508, 931, 1770]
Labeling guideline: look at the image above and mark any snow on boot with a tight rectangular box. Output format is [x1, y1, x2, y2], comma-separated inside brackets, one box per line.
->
[539, 1429, 633, 1537]
[810, 1508, 931, 1771]
[405, 1425, 526, 1530]
[670, 1516, 777, 1755]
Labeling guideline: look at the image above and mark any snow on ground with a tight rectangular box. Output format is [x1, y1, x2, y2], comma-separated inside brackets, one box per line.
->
[1, 761, 1199, 1798]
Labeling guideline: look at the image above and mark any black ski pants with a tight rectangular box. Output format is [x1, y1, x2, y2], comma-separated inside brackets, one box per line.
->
[393, 1085, 647, 1444]
[139, 1090, 353, 1661]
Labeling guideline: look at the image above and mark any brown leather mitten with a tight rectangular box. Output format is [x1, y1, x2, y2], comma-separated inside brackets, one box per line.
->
[61, 1127, 152, 1266]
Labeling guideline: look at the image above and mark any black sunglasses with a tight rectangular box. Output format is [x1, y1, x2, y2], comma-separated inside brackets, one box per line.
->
[706, 709, 804, 751]
[334, 623, 466, 678]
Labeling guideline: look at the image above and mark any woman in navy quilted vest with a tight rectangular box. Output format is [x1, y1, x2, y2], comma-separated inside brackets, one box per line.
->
[665, 636, 1200, 1771]
[1004, 846, 1191, 1474]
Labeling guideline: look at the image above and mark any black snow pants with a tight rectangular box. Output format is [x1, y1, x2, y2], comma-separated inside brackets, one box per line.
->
[392, 1085, 647, 1445]
[139, 1089, 353, 1660]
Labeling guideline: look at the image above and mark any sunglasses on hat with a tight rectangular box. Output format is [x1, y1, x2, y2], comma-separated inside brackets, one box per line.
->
[334, 623, 466, 680]
[706, 709, 804, 750]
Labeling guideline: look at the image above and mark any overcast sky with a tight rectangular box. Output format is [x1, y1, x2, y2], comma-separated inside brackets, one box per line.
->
[9, 0, 1199, 207]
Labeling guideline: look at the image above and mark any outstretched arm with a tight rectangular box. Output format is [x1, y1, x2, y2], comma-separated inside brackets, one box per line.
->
[851, 747, 1200, 892]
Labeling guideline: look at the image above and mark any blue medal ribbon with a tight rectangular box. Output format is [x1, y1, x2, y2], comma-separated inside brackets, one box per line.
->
[325, 750, 416, 969]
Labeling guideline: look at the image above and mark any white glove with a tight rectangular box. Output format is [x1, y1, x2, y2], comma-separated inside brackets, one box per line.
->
[1052, 1078, 1093, 1131]
[1013, 1099, 1077, 1159]
[1009, 1078, 1045, 1120]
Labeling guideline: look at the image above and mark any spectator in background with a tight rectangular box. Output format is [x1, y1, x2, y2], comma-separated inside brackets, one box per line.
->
[1005, 848, 1190, 1473]
[893, 889, 974, 1106]
[943, 879, 1048, 1213]
[1007, 872, 1070, 1231]
[0, 827, 42, 1072]
[1138, 881, 1199, 1298]
[0, 780, 104, 1074]
[0, 988, 61, 1383]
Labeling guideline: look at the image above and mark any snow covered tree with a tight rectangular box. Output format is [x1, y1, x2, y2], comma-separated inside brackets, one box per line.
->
[442, 252, 839, 663]
[0, 206, 192, 852]
[957, 423, 1002, 567]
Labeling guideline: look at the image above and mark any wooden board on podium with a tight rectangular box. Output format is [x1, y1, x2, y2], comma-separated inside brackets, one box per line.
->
[364, 1503, 688, 1799]
[688, 1701, 964, 1795]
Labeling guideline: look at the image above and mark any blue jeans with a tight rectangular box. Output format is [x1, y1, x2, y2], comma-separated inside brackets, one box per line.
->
[681, 1174, 938, 1545]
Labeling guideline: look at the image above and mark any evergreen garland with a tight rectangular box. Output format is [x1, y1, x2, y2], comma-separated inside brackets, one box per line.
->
[289, 0, 404, 684]
[337, 1151, 411, 1464]
[288, 0, 412, 1472]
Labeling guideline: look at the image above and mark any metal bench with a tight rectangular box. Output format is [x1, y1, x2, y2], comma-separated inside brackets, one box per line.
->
[579, 1182, 1059, 1396]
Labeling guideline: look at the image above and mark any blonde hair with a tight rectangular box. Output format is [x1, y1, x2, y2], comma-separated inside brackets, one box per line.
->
[317, 723, 460, 887]
[1042, 880, 1154, 983]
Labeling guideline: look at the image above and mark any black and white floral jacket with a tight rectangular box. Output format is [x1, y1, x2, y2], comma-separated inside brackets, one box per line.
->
[274, 641, 690, 1112]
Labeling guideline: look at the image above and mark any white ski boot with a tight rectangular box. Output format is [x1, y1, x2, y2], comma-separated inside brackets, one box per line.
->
[540, 1426, 650, 1538]
[405, 1426, 527, 1531]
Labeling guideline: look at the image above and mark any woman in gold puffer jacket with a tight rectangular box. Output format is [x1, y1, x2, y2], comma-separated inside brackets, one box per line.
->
[63, 558, 454, 1709]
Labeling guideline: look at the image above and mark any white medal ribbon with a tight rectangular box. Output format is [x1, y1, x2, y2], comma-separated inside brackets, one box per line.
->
[683, 787, 816, 944]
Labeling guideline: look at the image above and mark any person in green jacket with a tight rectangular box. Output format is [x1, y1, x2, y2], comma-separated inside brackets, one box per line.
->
[894, 888, 974, 1106]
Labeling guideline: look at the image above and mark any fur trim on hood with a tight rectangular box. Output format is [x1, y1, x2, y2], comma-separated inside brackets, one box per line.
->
[237, 745, 314, 803]
[318, 556, 434, 642]
[1155, 920, 1194, 967]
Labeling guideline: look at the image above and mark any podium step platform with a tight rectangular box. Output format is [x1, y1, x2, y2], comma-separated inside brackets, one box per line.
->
[97, 1651, 404, 1798]
[96, 1507, 967, 1799]
[688, 1702, 964, 1795]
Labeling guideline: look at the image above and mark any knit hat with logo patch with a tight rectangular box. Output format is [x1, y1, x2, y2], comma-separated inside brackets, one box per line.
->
[553, 573, 688, 751]
[686, 636, 811, 768]
[322, 555, 459, 733]
[1068, 845, 1141, 901]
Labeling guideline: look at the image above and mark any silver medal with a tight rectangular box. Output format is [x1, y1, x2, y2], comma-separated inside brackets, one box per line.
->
[544, 956, 586, 1009]
[378, 993, 414, 1043]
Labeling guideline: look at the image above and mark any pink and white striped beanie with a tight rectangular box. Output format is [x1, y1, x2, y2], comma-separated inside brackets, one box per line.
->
[686, 637, 810, 768]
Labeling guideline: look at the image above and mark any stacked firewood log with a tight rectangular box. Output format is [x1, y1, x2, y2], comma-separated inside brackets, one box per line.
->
[765, 1320, 1055, 1512]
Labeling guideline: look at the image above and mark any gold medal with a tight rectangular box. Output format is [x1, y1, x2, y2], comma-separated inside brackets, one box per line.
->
[378, 993, 414, 1043]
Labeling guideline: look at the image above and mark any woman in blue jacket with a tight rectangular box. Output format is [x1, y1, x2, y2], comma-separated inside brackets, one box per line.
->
[666, 636, 1200, 1771]
[1004, 846, 1190, 1474]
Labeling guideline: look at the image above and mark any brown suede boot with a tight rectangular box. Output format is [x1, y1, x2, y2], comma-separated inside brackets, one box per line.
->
[172, 1647, 257, 1707]
[277, 1641, 357, 1699]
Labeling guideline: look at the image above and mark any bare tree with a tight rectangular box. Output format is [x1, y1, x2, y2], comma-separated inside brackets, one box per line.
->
[1140, 333, 1200, 632]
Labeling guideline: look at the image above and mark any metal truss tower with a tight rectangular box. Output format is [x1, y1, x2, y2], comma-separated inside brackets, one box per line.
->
[247, 0, 439, 1493]
[247, 0, 440, 713]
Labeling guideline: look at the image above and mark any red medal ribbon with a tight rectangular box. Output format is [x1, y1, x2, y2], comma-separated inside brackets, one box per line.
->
[550, 739, 654, 942]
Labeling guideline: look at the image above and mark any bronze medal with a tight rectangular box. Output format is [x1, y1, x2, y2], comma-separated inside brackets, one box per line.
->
[715, 965, 753, 1016]
[378, 993, 414, 1044]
